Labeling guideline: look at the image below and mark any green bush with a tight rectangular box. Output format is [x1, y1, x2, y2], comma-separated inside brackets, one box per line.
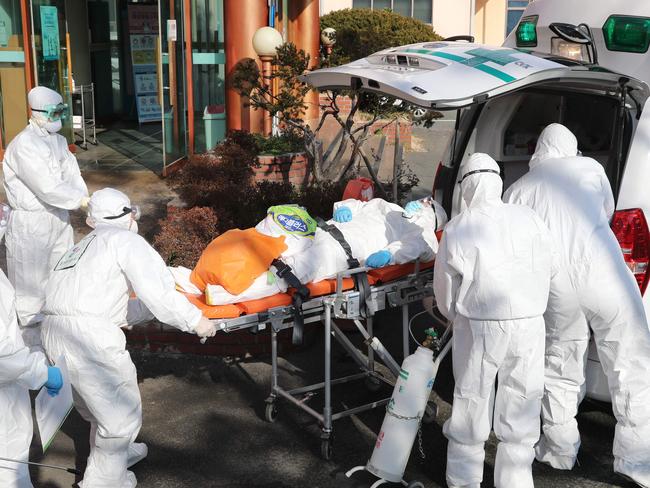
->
[320, 8, 442, 65]
[254, 133, 304, 155]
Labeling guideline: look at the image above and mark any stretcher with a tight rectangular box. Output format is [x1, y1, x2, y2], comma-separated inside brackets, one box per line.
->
[185, 260, 436, 458]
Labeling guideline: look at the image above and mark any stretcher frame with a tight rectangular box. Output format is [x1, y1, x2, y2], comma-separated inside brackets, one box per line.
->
[209, 262, 434, 458]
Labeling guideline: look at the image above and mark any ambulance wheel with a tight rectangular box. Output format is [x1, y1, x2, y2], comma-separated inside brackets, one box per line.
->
[407, 481, 425, 488]
[422, 402, 438, 424]
[265, 403, 278, 423]
[365, 375, 382, 392]
[320, 438, 333, 461]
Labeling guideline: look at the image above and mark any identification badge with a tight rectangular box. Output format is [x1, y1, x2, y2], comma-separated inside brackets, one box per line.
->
[54, 234, 96, 271]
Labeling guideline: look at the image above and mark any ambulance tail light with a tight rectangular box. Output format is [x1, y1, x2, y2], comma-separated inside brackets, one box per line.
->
[611, 208, 650, 294]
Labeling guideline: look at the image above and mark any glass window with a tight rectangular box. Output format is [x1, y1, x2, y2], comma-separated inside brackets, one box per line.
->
[373, 0, 391, 10]
[413, 0, 432, 23]
[508, 1, 529, 7]
[352, 0, 371, 7]
[507, 10, 525, 36]
[393, 0, 411, 17]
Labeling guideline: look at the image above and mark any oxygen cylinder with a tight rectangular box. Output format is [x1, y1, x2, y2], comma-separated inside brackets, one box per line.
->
[366, 346, 435, 483]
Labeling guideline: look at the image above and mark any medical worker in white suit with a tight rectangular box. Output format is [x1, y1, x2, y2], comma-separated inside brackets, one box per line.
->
[3, 86, 89, 347]
[434, 153, 575, 488]
[41, 188, 216, 488]
[505, 123, 650, 487]
[0, 209, 63, 487]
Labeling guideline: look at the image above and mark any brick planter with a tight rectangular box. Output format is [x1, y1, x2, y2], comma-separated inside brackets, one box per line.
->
[254, 152, 311, 187]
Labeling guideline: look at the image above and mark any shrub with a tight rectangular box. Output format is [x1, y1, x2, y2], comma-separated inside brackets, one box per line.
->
[254, 133, 303, 155]
[320, 9, 442, 65]
[153, 207, 220, 267]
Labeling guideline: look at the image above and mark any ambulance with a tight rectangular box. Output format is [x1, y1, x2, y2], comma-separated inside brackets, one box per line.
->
[303, 0, 650, 402]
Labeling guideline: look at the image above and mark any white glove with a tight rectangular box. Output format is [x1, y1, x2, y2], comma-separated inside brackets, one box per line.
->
[80, 196, 90, 211]
[194, 316, 217, 338]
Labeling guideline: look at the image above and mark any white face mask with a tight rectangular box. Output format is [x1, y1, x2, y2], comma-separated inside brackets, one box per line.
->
[32, 114, 62, 134]
[43, 119, 62, 133]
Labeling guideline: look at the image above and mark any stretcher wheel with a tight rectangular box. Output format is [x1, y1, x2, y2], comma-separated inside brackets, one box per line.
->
[365, 375, 382, 392]
[422, 401, 438, 425]
[320, 438, 333, 461]
[265, 403, 278, 423]
[407, 481, 424, 488]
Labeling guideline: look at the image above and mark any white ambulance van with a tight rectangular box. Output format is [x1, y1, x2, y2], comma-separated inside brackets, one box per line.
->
[303, 0, 650, 402]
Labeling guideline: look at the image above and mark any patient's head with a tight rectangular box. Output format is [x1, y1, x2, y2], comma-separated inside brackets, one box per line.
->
[255, 204, 317, 257]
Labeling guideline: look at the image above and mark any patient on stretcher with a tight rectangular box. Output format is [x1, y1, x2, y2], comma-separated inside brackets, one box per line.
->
[173, 197, 447, 306]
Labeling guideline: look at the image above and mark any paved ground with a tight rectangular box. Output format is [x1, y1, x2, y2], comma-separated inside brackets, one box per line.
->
[7, 121, 640, 487]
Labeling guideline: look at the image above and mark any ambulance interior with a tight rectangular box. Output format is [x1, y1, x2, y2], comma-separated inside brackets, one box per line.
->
[444, 85, 636, 216]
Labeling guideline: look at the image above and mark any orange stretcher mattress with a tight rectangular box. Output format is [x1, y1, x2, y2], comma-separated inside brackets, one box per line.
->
[184, 261, 434, 319]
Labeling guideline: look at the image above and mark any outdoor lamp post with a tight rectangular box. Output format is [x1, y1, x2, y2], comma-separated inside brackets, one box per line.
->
[321, 27, 336, 57]
[252, 26, 283, 136]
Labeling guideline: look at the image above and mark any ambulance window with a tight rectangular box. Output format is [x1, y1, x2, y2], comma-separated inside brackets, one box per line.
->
[503, 91, 618, 162]
[503, 93, 561, 157]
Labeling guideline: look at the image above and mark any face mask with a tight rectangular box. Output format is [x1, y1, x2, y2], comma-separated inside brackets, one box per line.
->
[43, 119, 62, 133]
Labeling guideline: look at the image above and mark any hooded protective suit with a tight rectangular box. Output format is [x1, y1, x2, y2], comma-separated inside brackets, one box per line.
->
[203, 198, 445, 305]
[0, 269, 49, 487]
[434, 153, 559, 488]
[3, 86, 88, 345]
[41, 188, 211, 488]
[504, 123, 650, 485]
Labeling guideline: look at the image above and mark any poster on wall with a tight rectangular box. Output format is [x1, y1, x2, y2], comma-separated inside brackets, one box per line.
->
[127, 4, 160, 123]
[40, 6, 60, 61]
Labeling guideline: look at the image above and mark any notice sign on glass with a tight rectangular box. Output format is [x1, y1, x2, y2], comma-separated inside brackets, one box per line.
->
[40, 6, 60, 61]
[127, 4, 160, 123]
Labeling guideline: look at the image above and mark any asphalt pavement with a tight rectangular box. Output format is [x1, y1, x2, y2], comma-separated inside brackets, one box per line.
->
[30, 306, 638, 488]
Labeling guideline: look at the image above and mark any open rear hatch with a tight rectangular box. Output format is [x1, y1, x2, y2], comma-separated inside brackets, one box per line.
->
[302, 42, 649, 109]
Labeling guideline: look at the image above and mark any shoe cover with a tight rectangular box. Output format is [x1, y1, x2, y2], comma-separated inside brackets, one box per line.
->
[534, 424, 579, 470]
[127, 442, 148, 468]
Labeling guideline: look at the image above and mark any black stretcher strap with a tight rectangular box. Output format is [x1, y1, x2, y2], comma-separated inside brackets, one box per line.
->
[316, 218, 372, 317]
[271, 258, 310, 345]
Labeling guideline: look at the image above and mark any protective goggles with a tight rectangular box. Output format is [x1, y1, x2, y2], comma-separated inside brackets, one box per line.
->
[32, 102, 68, 122]
[458, 168, 501, 184]
[104, 205, 141, 221]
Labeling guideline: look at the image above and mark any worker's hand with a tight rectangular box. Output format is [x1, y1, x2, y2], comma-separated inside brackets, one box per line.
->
[404, 200, 423, 215]
[79, 196, 91, 211]
[333, 206, 352, 223]
[194, 316, 217, 339]
[45, 366, 63, 397]
[366, 250, 392, 269]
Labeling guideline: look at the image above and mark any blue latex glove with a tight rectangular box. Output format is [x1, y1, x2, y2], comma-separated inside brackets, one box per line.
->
[333, 206, 353, 223]
[366, 250, 392, 268]
[45, 366, 63, 397]
[404, 200, 423, 215]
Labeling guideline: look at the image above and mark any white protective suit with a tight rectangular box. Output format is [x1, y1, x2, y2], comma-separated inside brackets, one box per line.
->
[3, 86, 88, 344]
[204, 198, 446, 305]
[41, 188, 207, 488]
[0, 267, 49, 487]
[434, 153, 560, 488]
[504, 123, 650, 485]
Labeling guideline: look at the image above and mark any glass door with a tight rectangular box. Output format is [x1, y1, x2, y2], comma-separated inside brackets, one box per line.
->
[30, 0, 73, 141]
[159, 0, 186, 168]
[191, 0, 225, 153]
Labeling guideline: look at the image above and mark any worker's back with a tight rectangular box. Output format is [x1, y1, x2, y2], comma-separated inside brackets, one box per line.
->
[441, 201, 554, 321]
